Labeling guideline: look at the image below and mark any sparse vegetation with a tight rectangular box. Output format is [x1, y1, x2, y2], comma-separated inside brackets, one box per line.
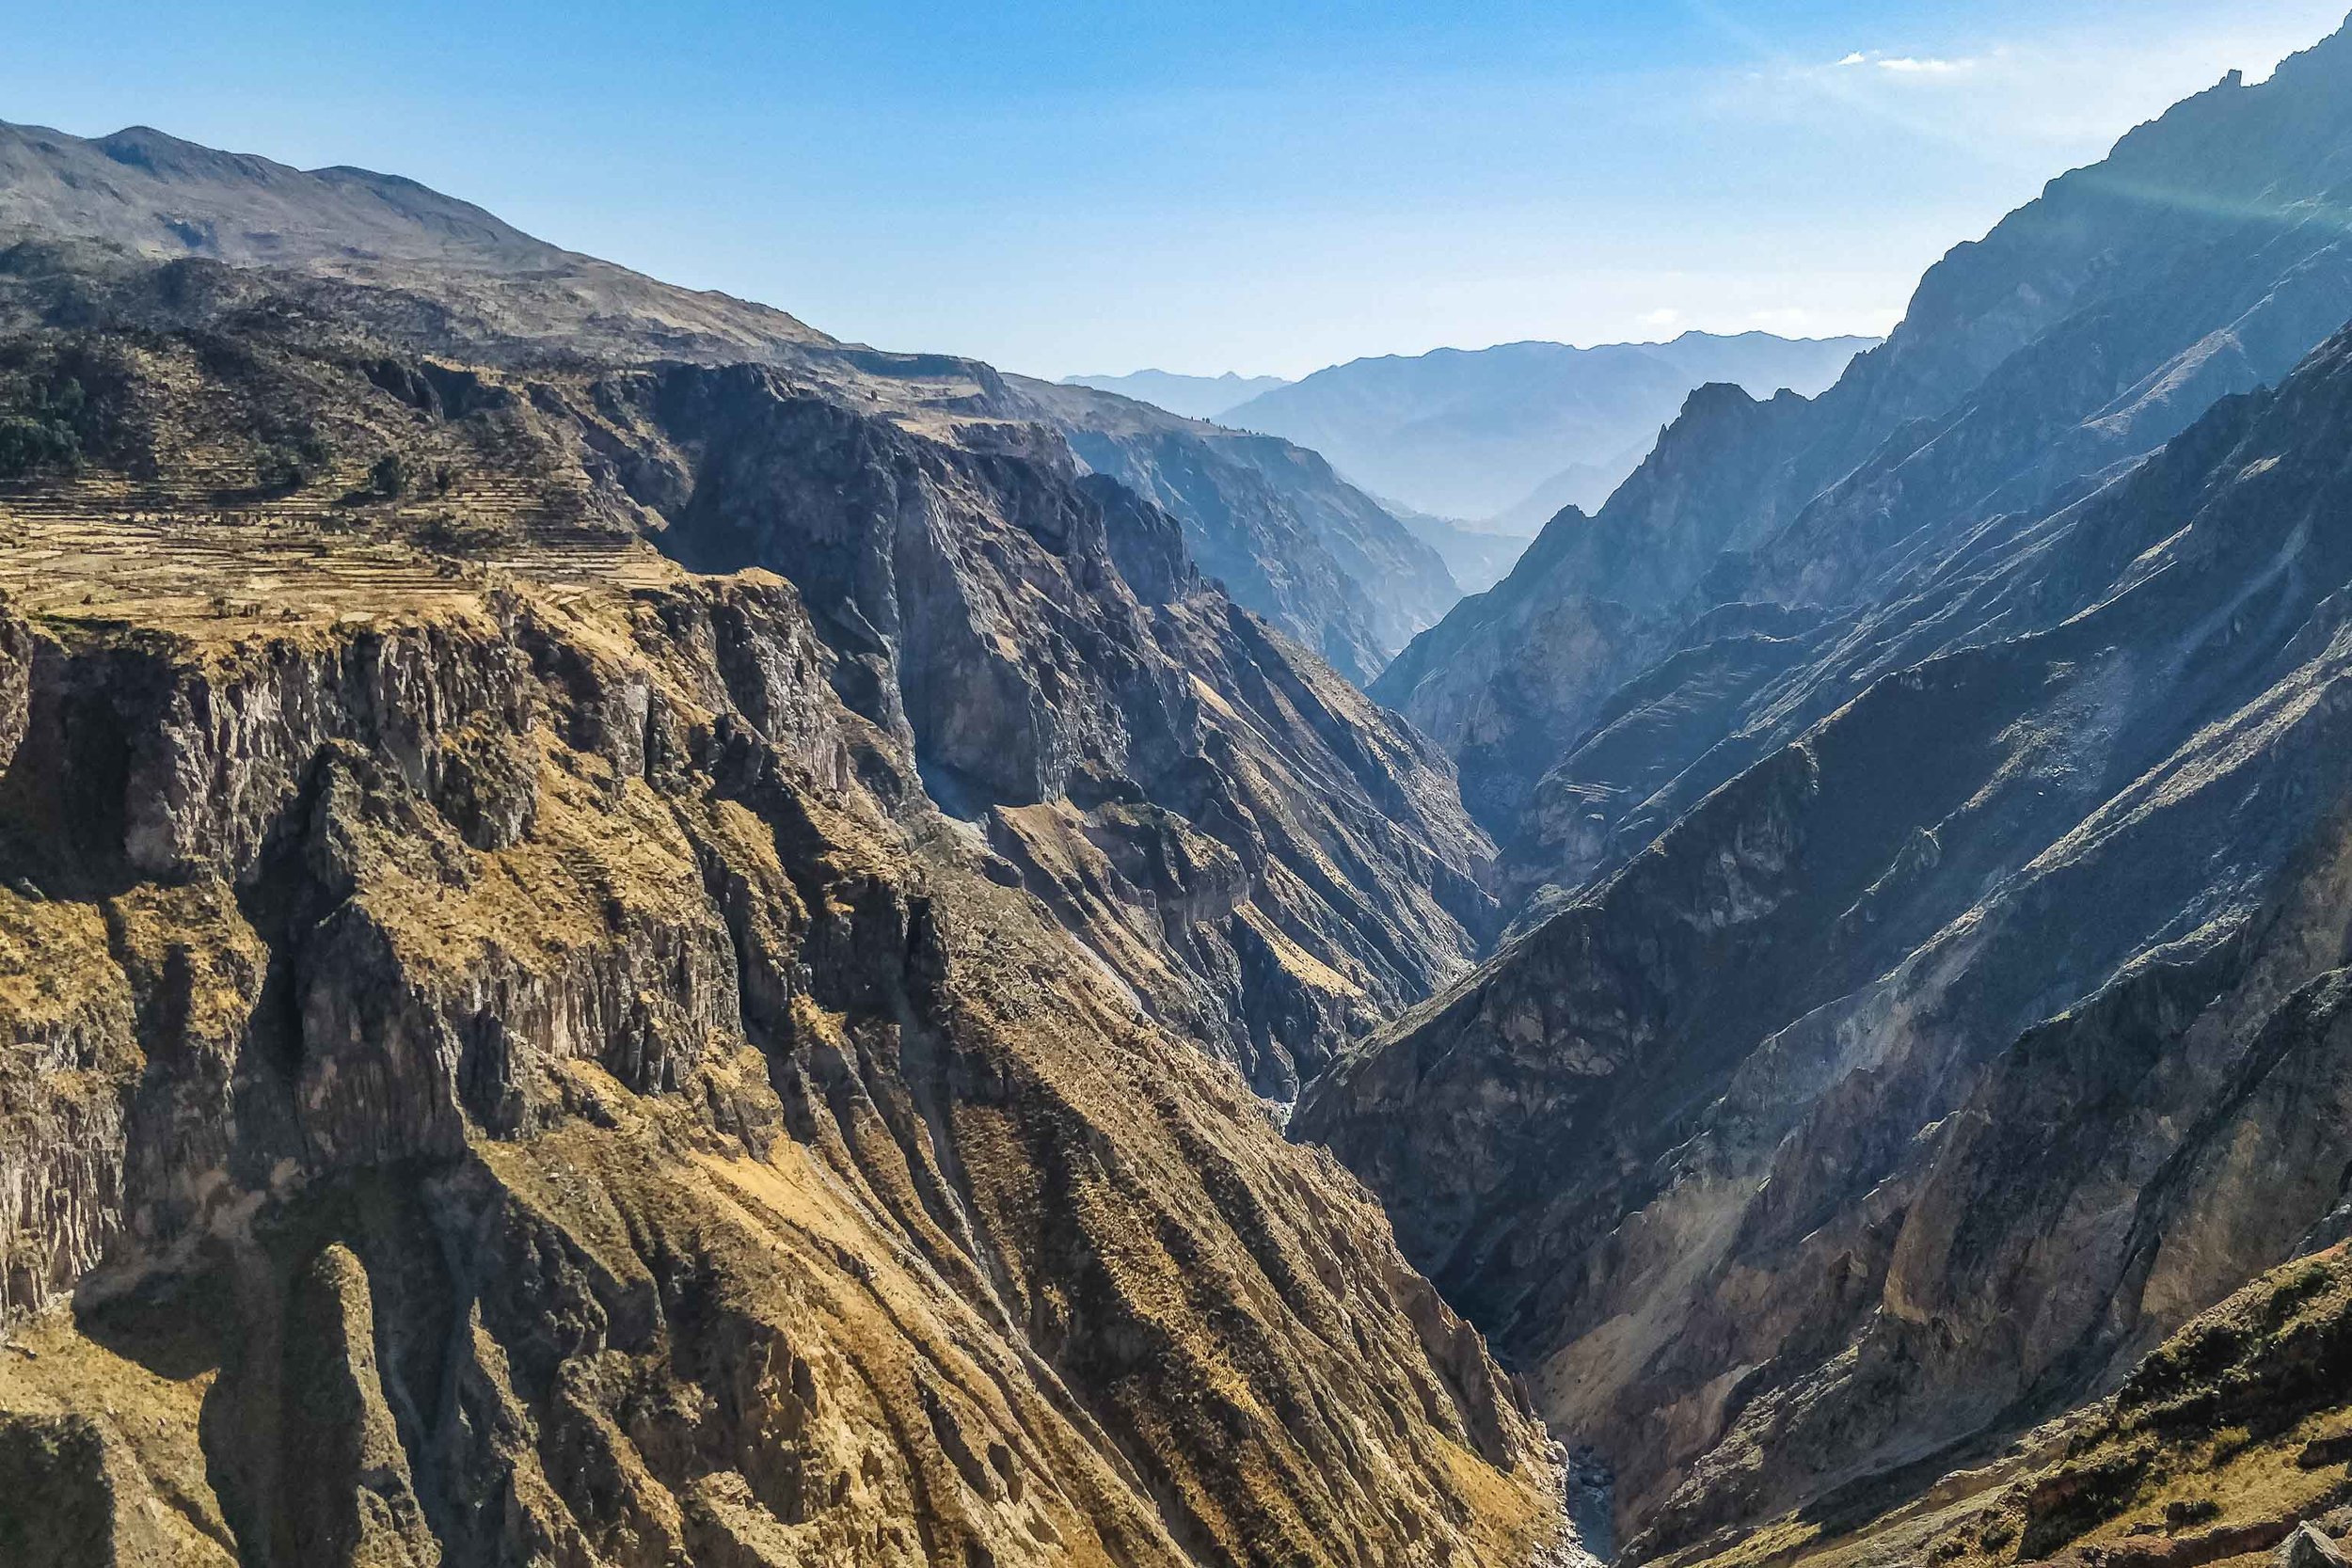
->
[2020, 1444, 2159, 1558]
[254, 422, 333, 490]
[0, 375, 87, 480]
[1707, 1253, 2352, 1568]
[2165, 1496, 2223, 1532]
[368, 450, 409, 498]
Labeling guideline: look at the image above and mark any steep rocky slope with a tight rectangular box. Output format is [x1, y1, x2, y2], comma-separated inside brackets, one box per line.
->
[0, 267, 1498, 1101]
[0, 273, 1581, 1561]
[1375, 379, 1816, 834]
[0, 119, 1451, 687]
[1299, 311, 2352, 1560]
[0, 546, 1567, 1567]
[1375, 22, 2352, 841]
[1671, 1245, 2352, 1568]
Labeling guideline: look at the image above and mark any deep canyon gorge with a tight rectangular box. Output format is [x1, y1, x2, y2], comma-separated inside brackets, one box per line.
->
[8, 14, 2352, 1568]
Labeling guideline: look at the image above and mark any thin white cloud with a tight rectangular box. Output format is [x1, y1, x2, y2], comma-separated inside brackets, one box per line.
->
[1640, 307, 1685, 327]
[1829, 51, 1974, 76]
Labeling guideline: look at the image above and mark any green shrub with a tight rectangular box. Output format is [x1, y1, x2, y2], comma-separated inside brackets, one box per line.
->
[369, 451, 409, 499]
[0, 375, 92, 480]
[256, 444, 308, 490]
[0, 416, 82, 478]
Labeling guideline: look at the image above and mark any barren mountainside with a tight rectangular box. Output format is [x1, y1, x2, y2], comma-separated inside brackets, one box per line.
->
[1302, 15, 2352, 1567]
[0, 137, 1580, 1566]
[1306, 282, 2352, 1568]
[0, 556, 1561, 1568]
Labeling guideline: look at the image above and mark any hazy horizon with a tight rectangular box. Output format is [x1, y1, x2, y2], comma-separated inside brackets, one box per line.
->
[5, 1, 2344, 379]
[1065, 325, 1884, 387]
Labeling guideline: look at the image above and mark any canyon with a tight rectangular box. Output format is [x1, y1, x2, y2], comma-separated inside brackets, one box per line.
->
[13, 14, 2352, 1568]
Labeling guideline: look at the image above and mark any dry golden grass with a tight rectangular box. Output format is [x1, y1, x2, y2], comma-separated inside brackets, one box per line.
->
[1675, 1251, 2352, 1568]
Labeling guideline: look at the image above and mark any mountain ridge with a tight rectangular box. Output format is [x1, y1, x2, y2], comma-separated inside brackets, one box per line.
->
[0, 117, 1451, 685]
[1305, 307, 2352, 1560]
[1375, 24, 2352, 843]
[1305, 14, 2352, 1564]
[1058, 369, 1289, 421]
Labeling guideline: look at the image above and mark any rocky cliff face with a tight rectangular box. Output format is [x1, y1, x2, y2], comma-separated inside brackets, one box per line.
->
[1375, 20, 2352, 851]
[0, 156, 1581, 1560]
[1371, 381, 1817, 833]
[0, 520, 1571, 1565]
[1300, 314, 2352, 1560]
[0, 260, 1496, 1102]
[637, 358, 1495, 1095]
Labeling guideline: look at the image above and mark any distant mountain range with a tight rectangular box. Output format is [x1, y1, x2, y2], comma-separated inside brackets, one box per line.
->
[1382, 501, 1538, 594]
[1221, 330, 1879, 523]
[1065, 333, 1880, 597]
[1009, 378, 1459, 682]
[1058, 369, 1290, 420]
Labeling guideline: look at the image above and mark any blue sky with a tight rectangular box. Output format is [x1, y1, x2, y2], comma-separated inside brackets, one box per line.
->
[3, 2, 2344, 376]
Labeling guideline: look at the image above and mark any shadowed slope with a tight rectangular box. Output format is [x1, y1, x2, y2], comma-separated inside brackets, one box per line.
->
[1302, 316, 2352, 1560]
